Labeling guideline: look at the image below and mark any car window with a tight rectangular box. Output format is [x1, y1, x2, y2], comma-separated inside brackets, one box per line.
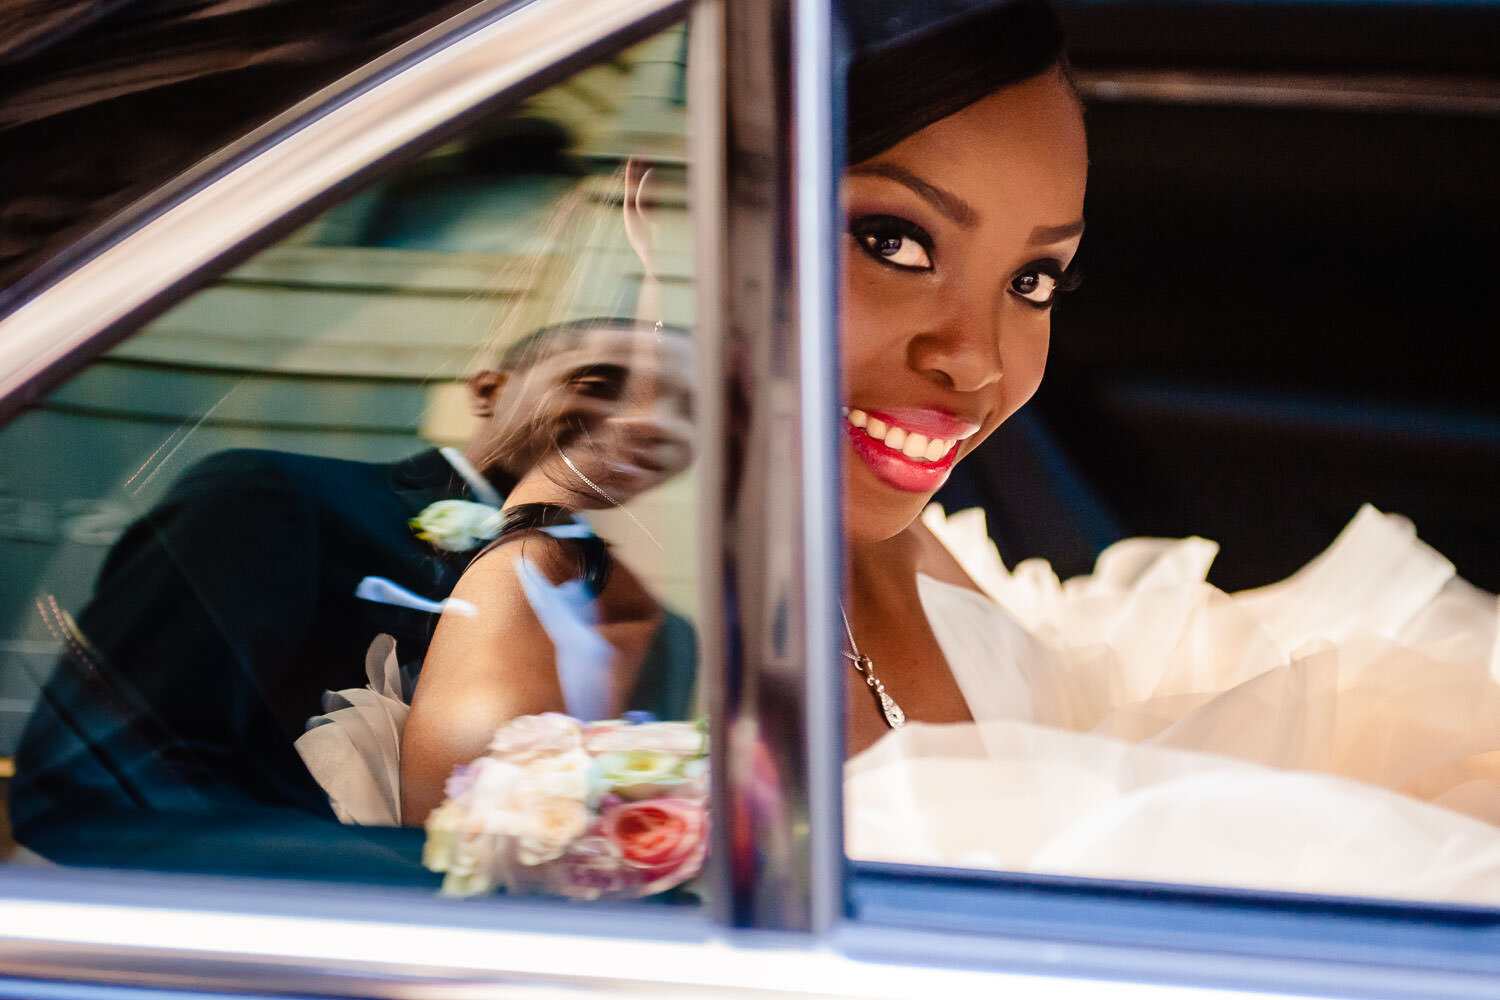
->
[0, 21, 710, 907]
[838, 0, 1500, 913]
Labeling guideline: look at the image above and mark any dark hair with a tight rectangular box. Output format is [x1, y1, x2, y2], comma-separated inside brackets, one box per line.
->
[497, 316, 689, 372]
[845, 0, 1067, 164]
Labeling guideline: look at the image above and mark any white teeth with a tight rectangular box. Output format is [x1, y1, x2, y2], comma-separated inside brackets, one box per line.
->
[844, 409, 955, 462]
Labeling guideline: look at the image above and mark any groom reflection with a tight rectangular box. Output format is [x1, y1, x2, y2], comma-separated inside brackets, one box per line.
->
[11, 318, 696, 879]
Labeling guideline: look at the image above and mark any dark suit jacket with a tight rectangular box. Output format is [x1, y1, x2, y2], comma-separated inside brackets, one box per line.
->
[10, 447, 696, 881]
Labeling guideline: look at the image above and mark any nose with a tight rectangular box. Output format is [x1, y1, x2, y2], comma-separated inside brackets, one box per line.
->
[607, 385, 694, 451]
[907, 292, 1004, 393]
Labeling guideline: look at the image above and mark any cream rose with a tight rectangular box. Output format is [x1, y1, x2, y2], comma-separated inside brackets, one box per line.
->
[409, 499, 505, 552]
[595, 749, 693, 800]
[489, 713, 583, 764]
[460, 758, 527, 823]
[516, 795, 591, 865]
[525, 748, 599, 803]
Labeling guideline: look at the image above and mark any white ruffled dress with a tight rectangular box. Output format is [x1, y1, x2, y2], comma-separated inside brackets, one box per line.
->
[847, 505, 1500, 904]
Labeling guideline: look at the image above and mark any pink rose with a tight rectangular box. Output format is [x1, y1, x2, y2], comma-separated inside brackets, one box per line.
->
[548, 835, 631, 900]
[601, 797, 707, 887]
[488, 713, 582, 765]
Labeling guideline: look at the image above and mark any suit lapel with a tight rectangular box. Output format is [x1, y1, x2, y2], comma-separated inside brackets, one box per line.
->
[388, 447, 520, 514]
[388, 448, 470, 515]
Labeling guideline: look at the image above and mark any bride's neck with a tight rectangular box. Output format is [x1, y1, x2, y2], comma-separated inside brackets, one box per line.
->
[847, 529, 923, 608]
[503, 464, 596, 512]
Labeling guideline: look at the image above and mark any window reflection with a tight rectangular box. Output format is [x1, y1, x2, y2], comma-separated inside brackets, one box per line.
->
[837, 0, 1500, 905]
[0, 26, 705, 902]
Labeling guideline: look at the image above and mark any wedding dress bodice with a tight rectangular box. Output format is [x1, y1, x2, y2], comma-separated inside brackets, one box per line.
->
[848, 504, 1500, 904]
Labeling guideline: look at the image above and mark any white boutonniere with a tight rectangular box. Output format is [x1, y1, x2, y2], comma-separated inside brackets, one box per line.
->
[410, 499, 505, 552]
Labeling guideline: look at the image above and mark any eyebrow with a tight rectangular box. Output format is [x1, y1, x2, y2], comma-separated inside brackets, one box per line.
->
[847, 163, 979, 228]
[1030, 219, 1086, 243]
[565, 362, 628, 379]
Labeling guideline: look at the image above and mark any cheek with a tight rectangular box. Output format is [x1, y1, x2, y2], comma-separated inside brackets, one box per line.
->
[1004, 320, 1050, 409]
[967, 317, 1050, 447]
[840, 264, 911, 377]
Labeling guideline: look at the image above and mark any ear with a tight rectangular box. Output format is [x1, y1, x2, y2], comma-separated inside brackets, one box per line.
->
[466, 369, 509, 416]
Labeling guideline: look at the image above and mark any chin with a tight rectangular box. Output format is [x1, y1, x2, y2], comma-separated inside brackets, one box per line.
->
[850, 508, 930, 544]
[842, 481, 935, 545]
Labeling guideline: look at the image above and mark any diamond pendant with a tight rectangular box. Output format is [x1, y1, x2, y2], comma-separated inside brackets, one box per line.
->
[850, 652, 907, 729]
[876, 688, 906, 729]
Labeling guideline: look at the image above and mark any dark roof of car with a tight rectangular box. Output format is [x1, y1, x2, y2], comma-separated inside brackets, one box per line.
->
[0, 0, 479, 302]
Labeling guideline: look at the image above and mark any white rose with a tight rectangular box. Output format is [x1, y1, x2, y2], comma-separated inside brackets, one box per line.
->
[515, 794, 591, 865]
[464, 758, 527, 818]
[409, 500, 505, 552]
[526, 748, 598, 802]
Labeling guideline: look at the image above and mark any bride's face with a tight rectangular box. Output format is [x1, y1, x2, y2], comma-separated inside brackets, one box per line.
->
[840, 67, 1087, 544]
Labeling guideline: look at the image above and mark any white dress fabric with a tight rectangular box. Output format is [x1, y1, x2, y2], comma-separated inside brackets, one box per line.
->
[295, 634, 409, 825]
[846, 504, 1500, 905]
[295, 551, 621, 827]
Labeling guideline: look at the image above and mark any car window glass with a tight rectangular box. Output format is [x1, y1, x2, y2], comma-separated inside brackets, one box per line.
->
[0, 23, 710, 906]
[839, 0, 1500, 908]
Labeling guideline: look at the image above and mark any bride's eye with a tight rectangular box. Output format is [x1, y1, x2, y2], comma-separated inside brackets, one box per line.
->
[1011, 259, 1080, 307]
[1011, 271, 1058, 305]
[849, 215, 933, 271]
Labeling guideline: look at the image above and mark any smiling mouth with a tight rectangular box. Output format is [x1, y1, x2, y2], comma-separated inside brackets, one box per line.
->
[842, 406, 980, 494]
[843, 408, 958, 463]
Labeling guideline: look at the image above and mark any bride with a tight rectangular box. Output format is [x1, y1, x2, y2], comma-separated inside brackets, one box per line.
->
[831, 0, 1500, 904]
[833, 0, 1086, 758]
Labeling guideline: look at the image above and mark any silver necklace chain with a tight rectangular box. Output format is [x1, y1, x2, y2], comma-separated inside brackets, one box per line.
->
[556, 446, 665, 552]
[839, 602, 906, 729]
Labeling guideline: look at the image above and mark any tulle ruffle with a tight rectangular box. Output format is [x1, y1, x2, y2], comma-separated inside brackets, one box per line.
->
[294, 634, 408, 825]
[847, 505, 1500, 902]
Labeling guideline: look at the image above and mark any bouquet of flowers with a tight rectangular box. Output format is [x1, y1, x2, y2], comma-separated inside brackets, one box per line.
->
[422, 712, 708, 900]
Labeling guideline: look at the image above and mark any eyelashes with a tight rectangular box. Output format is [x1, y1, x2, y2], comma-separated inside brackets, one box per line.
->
[848, 213, 1081, 307]
[1012, 259, 1083, 309]
[849, 215, 934, 271]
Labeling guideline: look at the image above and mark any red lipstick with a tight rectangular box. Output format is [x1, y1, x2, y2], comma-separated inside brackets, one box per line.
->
[844, 407, 975, 493]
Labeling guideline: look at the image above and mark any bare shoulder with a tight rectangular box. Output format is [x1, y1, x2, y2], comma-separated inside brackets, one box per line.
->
[599, 557, 664, 626]
[401, 536, 572, 823]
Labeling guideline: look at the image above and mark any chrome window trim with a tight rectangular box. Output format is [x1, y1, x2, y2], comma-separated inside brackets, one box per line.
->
[688, 0, 736, 932]
[710, 0, 844, 932]
[847, 863, 1500, 1000]
[791, 0, 846, 938]
[0, 872, 1320, 998]
[0, 0, 686, 417]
